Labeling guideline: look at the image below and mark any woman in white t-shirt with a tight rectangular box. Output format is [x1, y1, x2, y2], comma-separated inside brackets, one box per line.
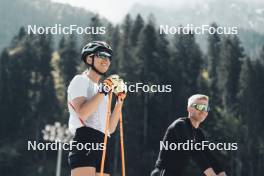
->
[67, 41, 125, 176]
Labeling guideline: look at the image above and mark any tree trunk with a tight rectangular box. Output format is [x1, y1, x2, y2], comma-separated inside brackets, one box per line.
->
[143, 93, 148, 147]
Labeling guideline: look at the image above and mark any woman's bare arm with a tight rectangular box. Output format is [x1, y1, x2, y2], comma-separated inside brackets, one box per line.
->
[109, 99, 124, 134]
[70, 93, 105, 120]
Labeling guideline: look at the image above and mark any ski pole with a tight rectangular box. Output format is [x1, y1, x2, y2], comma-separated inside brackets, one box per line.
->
[120, 109, 126, 176]
[100, 92, 113, 176]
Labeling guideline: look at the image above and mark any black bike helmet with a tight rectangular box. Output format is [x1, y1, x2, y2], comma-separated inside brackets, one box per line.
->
[81, 41, 113, 76]
[81, 41, 112, 62]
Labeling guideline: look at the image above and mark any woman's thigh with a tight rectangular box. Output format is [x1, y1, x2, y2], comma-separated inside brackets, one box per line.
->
[71, 166, 96, 176]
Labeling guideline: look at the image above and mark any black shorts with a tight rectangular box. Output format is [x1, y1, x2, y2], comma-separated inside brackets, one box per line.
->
[68, 126, 110, 174]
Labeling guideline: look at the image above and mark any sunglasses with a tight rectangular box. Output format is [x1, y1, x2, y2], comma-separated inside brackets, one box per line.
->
[96, 51, 112, 60]
[190, 103, 210, 112]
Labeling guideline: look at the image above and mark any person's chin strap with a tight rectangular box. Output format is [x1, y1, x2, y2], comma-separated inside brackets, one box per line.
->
[88, 57, 106, 76]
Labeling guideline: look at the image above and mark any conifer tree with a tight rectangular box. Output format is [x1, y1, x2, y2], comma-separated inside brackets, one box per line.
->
[130, 14, 144, 47]
[218, 36, 243, 111]
[207, 23, 222, 105]
[58, 34, 78, 86]
[171, 29, 203, 117]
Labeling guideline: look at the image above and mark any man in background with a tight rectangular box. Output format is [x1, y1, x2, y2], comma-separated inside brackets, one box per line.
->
[151, 94, 227, 176]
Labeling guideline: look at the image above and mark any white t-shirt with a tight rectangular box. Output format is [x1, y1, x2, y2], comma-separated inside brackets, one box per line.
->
[67, 74, 109, 135]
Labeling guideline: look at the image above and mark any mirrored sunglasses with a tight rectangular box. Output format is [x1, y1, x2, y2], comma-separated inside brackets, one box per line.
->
[191, 103, 210, 112]
[96, 51, 112, 60]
